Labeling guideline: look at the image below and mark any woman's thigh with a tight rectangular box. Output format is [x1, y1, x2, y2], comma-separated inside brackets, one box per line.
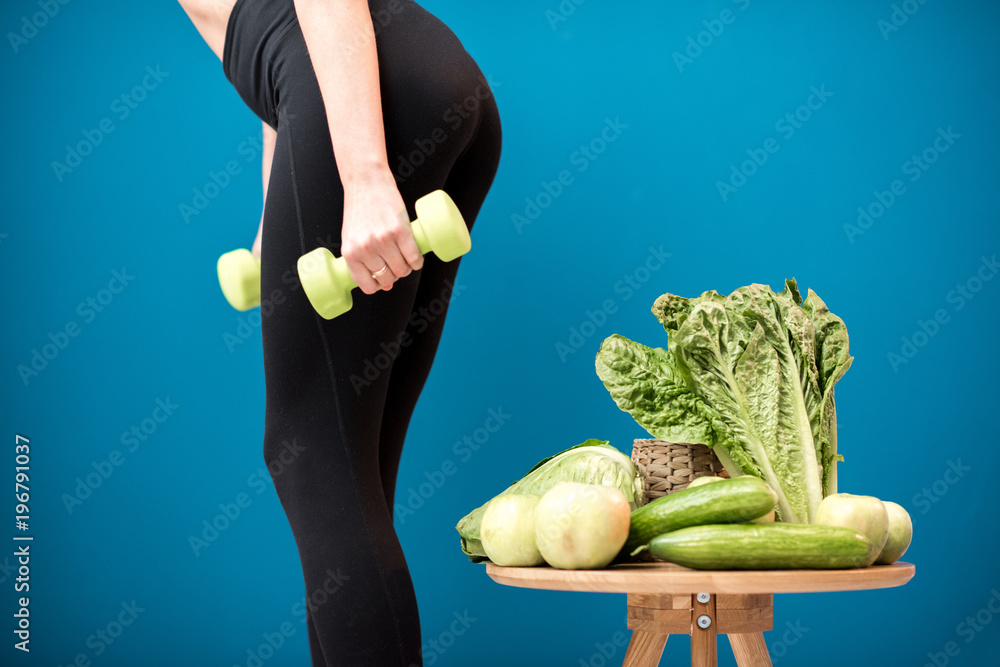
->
[257, 0, 494, 471]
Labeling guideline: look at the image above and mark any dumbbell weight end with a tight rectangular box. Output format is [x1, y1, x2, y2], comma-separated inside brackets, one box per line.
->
[297, 249, 356, 320]
[218, 249, 262, 311]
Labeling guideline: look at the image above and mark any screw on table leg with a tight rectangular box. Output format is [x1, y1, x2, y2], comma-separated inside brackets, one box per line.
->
[691, 592, 717, 667]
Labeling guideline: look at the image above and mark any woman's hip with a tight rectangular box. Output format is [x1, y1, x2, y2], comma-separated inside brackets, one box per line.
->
[224, 0, 496, 133]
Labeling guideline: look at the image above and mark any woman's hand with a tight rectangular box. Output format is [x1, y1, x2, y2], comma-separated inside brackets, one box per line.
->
[341, 169, 423, 294]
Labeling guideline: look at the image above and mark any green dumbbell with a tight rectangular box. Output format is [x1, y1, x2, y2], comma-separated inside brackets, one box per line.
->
[298, 190, 469, 319]
[218, 249, 261, 311]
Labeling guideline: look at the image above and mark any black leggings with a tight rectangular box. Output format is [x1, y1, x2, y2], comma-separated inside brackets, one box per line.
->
[222, 1, 501, 665]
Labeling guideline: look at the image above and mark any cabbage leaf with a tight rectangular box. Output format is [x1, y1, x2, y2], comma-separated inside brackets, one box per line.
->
[455, 439, 644, 561]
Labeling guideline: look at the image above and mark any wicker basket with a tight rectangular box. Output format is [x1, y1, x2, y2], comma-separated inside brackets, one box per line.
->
[631, 438, 728, 504]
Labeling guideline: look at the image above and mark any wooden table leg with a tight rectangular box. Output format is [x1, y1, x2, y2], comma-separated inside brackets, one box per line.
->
[691, 593, 717, 667]
[691, 595, 719, 667]
[624, 593, 772, 667]
[625, 594, 688, 667]
[728, 633, 772, 667]
[623, 630, 668, 667]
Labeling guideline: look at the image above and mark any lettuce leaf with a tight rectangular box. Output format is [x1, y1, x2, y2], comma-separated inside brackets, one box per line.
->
[801, 287, 853, 496]
[595, 335, 717, 447]
[595, 279, 851, 524]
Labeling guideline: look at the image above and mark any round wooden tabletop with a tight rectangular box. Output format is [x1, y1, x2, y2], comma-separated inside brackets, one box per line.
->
[486, 560, 915, 594]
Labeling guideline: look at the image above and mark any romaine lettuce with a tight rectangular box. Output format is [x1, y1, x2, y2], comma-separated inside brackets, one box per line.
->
[595, 279, 852, 524]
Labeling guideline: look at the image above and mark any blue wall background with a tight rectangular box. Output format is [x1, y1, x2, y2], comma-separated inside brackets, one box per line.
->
[2, 0, 998, 665]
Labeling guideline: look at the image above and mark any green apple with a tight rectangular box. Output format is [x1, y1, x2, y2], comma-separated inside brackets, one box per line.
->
[814, 493, 888, 566]
[686, 476, 724, 489]
[874, 501, 913, 564]
[481, 494, 545, 567]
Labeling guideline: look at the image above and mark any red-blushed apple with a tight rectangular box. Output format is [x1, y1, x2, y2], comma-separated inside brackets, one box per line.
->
[534, 482, 630, 570]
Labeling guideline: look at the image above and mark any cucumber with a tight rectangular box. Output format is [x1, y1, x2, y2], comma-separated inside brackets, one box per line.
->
[648, 523, 875, 570]
[623, 476, 776, 555]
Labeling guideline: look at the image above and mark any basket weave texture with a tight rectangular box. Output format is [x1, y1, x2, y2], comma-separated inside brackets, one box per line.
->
[631, 438, 727, 504]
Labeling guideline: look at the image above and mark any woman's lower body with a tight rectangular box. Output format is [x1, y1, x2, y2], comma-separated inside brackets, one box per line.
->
[222, 1, 502, 664]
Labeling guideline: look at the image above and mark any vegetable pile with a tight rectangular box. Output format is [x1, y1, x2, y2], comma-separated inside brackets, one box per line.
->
[455, 279, 914, 571]
[455, 439, 644, 562]
[595, 279, 851, 524]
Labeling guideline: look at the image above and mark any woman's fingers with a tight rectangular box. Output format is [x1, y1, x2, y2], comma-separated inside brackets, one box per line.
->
[343, 245, 381, 295]
[391, 206, 424, 273]
[366, 255, 398, 291]
[378, 240, 414, 281]
[340, 185, 423, 294]
[344, 247, 401, 294]
[345, 231, 423, 294]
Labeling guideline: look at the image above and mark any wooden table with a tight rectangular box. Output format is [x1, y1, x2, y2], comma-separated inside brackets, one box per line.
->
[486, 560, 915, 666]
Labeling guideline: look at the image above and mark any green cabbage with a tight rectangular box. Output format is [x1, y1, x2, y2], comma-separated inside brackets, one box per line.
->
[455, 439, 644, 561]
[595, 279, 852, 524]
